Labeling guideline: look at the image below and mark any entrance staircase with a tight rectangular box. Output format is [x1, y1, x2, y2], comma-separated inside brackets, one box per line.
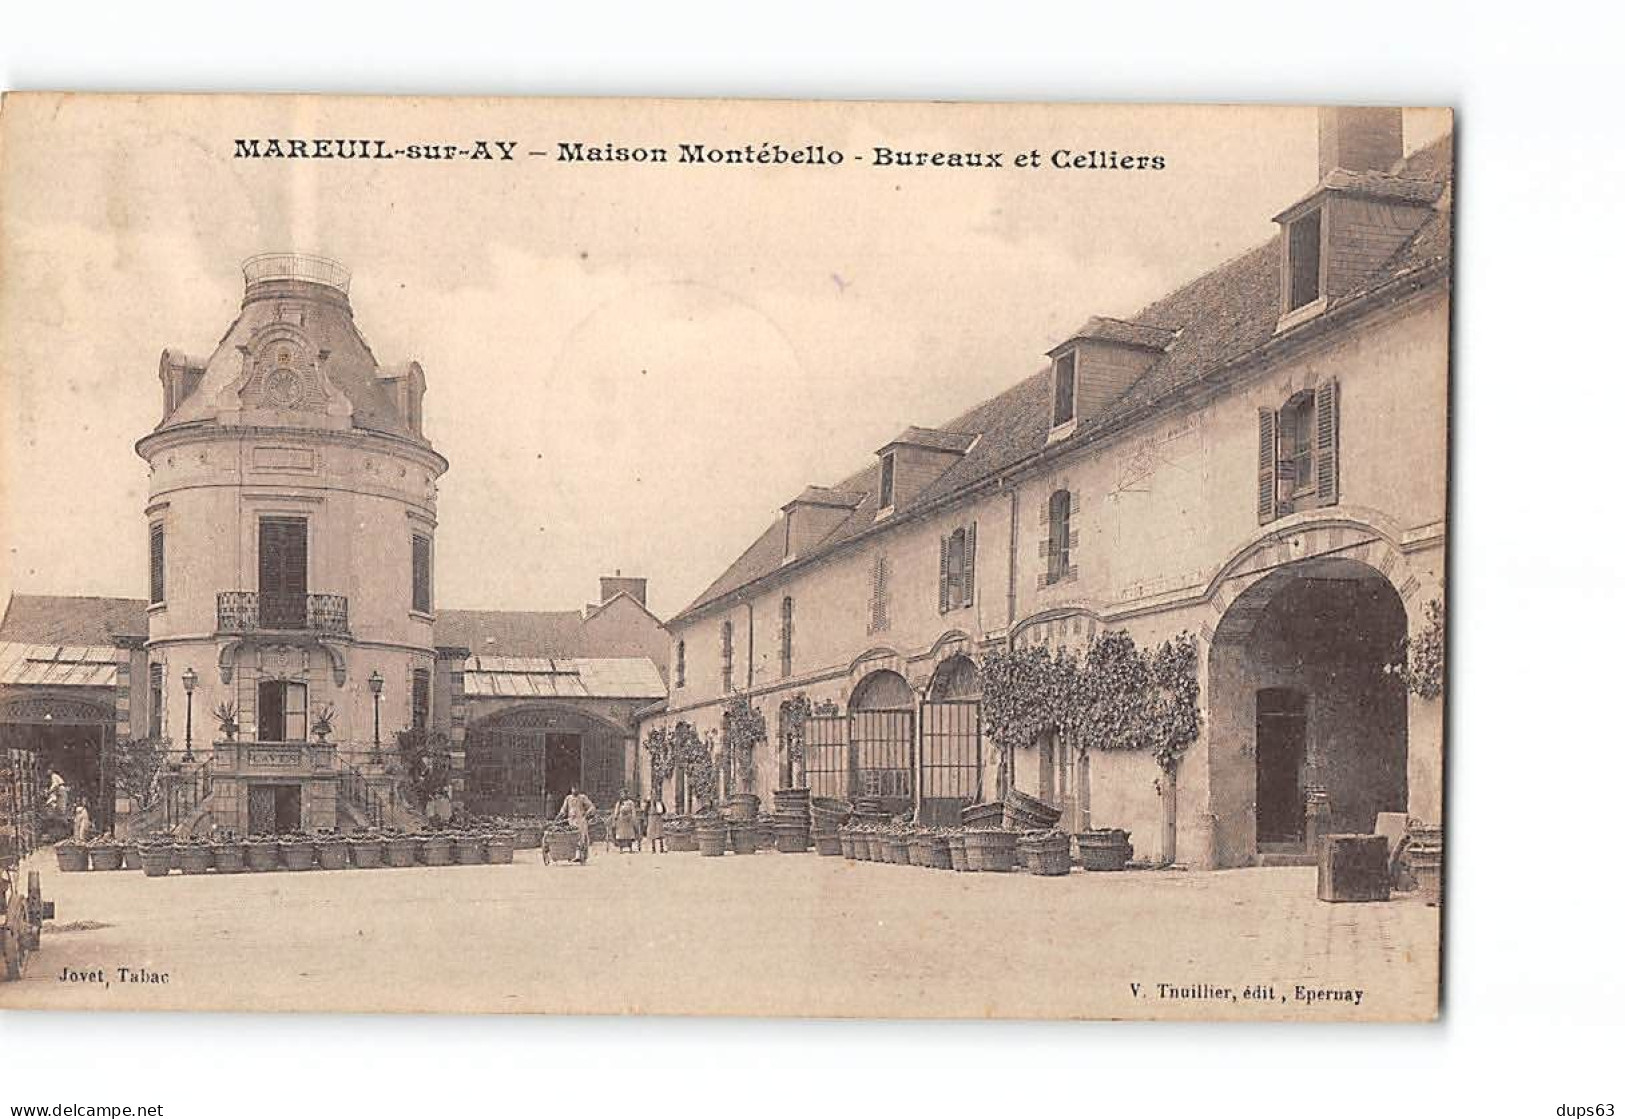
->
[1256, 842, 1316, 868]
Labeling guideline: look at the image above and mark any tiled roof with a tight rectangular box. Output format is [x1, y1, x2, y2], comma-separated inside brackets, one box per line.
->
[674, 132, 1453, 623]
[785, 486, 867, 509]
[434, 609, 597, 658]
[1274, 168, 1445, 220]
[0, 595, 149, 645]
[879, 426, 979, 454]
[1058, 317, 1180, 352]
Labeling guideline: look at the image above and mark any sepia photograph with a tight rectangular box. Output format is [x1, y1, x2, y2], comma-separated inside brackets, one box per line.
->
[0, 95, 1452, 1021]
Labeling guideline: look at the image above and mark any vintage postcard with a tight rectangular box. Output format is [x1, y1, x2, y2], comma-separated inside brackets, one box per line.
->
[0, 94, 1449, 1019]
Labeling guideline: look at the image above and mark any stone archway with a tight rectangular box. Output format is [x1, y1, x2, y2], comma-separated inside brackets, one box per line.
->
[1207, 555, 1409, 866]
[849, 669, 915, 814]
[920, 655, 983, 825]
[463, 704, 631, 819]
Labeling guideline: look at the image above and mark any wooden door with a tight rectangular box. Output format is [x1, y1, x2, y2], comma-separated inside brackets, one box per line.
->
[1256, 688, 1308, 844]
[258, 517, 308, 628]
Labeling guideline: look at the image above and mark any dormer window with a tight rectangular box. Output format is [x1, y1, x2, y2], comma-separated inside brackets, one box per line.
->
[1286, 209, 1323, 312]
[1052, 350, 1077, 427]
[878, 453, 896, 510]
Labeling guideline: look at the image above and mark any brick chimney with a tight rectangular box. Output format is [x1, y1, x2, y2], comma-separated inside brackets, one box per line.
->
[600, 572, 648, 606]
[1317, 106, 1403, 178]
[1273, 106, 1443, 327]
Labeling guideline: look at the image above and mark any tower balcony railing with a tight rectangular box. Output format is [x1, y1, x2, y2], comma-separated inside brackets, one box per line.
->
[216, 591, 350, 636]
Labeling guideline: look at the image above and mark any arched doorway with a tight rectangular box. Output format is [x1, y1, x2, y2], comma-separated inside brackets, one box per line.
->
[849, 669, 914, 814]
[464, 706, 629, 819]
[1209, 556, 1408, 864]
[920, 655, 982, 825]
[0, 693, 117, 844]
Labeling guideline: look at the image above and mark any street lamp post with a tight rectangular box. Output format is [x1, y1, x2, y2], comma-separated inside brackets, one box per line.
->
[369, 670, 384, 764]
[181, 666, 199, 763]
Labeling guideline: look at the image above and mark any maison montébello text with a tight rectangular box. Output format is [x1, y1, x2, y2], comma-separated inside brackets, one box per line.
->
[553, 142, 1167, 170]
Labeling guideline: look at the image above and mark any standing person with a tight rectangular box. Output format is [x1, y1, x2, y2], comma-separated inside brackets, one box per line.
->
[44, 770, 68, 813]
[611, 791, 639, 854]
[555, 785, 596, 863]
[72, 800, 93, 842]
[645, 795, 667, 854]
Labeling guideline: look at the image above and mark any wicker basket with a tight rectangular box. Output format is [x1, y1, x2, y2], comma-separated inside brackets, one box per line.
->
[349, 837, 385, 868]
[384, 836, 419, 867]
[213, 842, 247, 873]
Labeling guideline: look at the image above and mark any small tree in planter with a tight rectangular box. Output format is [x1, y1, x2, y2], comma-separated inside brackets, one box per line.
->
[671, 720, 716, 813]
[721, 693, 767, 796]
[644, 727, 677, 805]
[395, 727, 453, 809]
[212, 700, 240, 742]
[113, 736, 164, 813]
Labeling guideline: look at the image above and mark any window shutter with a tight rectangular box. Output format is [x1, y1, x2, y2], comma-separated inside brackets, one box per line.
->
[938, 535, 950, 614]
[1069, 489, 1081, 516]
[1315, 379, 1339, 506]
[148, 525, 165, 604]
[1038, 539, 1050, 559]
[963, 523, 977, 606]
[1257, 407, 1279, 524]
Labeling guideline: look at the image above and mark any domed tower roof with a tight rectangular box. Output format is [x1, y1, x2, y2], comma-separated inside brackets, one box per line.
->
[148, 253, 431, 447]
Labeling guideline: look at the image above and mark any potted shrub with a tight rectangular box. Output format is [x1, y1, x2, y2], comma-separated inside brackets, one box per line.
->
[963, 827, 1017, 872]
[87, 834, 124, 872]
[383, 830, 419, 868]
[244, 836, 281, 872]
[310, 703, 336, 743]
[918, 830, 953, 870]
[665, 816, 697, 853]
[485, 829, 516, 865]
[173, 836, 213, 874]
[510, 817, 544, 850]
[55, 838, 90, 873]
[1077, 828, 1132, 872]
[452, 830, 485, 865]
[122, 842, 144, 871]
[1020, 828, 1072, 876]
[694, 812, 728, 857]
[139, 838, 175, 876]
[212, 835, 246, 874]
[728, 821, 758, 856]
[543, 824, 583, 863]
[315, 831, 349, 870]
[349, 830, 385, 869]
[420, 828, 454, 866]
[279, 830, 317, 871]
[212, 699, 240, 742]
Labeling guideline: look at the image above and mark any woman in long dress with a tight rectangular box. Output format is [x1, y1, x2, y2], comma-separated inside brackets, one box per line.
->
[611, 792, 639, 853]
[644, 796, 667, 854]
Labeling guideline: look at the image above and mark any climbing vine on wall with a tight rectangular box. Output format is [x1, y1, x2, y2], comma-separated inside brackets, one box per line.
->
[778, 693, 813, 770]
[981, 629, 1202, 776]
[1388, 597, 1445, 701]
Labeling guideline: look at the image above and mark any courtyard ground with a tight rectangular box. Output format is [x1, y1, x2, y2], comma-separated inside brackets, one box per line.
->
[2, 846, 1439, 1020]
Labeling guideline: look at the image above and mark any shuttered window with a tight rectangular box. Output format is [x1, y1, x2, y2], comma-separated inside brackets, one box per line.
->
[721, 621, 734, 693]
[1287, 210, 1323, 311]
[148, 664, 163, 741]
[867, 554, 890, 634]
[780, 597, 794, 678]
[411, 668, 431, 730]
[879, 453, 896, 509]
[149, 524, 166, 605]
[1257, 379, 1339, 523]
[411, 533, 433, 614]
[1045, 490, 1072, 584]
[939, 524, 978, 611]
[675, 641, 686, 688]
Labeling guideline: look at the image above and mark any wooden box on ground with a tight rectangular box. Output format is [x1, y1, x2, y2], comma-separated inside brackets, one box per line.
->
[1316, 834, 1391, 903]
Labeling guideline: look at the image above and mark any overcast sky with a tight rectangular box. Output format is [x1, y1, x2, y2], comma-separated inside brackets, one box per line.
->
[0, 97, 1448, 620]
